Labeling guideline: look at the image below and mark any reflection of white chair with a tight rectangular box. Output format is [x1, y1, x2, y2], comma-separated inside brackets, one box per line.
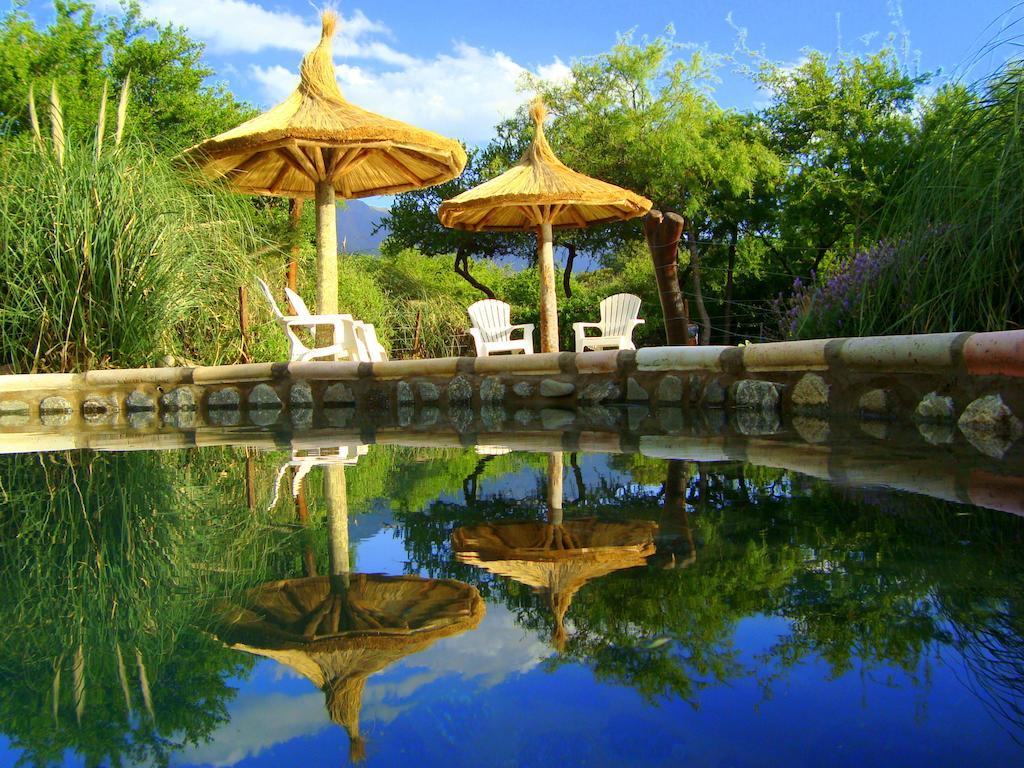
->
[256, 278, 354, 362]
[467, 299, 535, 357]
[269, 443, 369, 509]
[285, 287, 388, 363]
[573, 293, 645, 352]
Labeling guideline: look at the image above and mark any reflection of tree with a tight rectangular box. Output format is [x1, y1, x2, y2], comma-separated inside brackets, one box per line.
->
[0, 450, 292, 767]
[392, 455, 1024, 737]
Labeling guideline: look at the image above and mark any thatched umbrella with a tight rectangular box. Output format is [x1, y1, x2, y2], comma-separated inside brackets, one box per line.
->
[438, 100, 651, 351]
[215, 573, 484, 762]
[452, 518, 656, 650]
[185, 11, 466, 318]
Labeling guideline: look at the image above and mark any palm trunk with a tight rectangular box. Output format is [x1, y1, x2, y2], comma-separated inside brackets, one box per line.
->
[643, 211, 690, 345]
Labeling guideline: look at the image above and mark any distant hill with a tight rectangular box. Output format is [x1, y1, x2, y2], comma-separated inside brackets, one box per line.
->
[336, 199, 389, 254]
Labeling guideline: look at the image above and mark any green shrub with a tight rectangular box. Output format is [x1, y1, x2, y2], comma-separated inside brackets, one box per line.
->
[0, 131, 271, 371]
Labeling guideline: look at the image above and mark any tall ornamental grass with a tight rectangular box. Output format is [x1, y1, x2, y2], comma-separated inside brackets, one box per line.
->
[785, 62, 1023, 338]
[0, 86, 269, 372]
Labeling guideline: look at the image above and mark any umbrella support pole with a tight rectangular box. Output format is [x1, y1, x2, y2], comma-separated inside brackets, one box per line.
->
[315, 180, 339, 348]
[538, 222, 559, 352]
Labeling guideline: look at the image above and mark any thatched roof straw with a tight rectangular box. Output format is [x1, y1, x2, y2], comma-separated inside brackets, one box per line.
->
[183, 11, 467, 200]
[438, 99, 652, 232]
[452, 519, 657, 650]
[215, 574, 484, 762]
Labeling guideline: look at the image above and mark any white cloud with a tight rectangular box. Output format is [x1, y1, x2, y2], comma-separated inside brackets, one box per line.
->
[251, 44, 570, 144]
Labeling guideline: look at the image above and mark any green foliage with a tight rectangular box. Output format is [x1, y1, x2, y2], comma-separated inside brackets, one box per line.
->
[0, 1, 254, 151]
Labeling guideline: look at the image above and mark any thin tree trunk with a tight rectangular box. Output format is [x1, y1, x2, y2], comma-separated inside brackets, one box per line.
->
[723, 225, 738, 345]
[454, 244, 495, 298]
[643, 210, 689, 345]
[684, 225, 711, 346]
[563, 243, 576, 298]
[538, 222, 559, 352]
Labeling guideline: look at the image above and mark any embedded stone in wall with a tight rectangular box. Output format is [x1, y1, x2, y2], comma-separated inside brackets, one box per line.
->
[858, 388, 892, 418]
[291, 407, 314, 429]
[480, 377, 506, 404]
[626, 378, 649, 401]
[791, 373, 829, 412]
[417, 381, 441, 403]
[162, 410, 196, 429]
[289, 381, 314, 408]
[514, 409, 539, 426]
[540, 379, 575, 398]
[127, 411, 155, 430]
[729, 380, 780, 411]
[40, 410, 72, 427]
[655, 407, 683, 434]
[248, 406, 281, 427]
[626, 405, 649, 432]
[161, 387, 196, 411]
[513, 381, 536, 398]
[657, 375, 683, 403]
[39, 396, 73, 414]
[734, 408, 781, 436]
[207, 388, 241, 409]
[398, 405, 414, 427]
[581, 405, 618, 429]
[578, 380, 618, 403]
[417, 406, 440, 428]
[248, 384, 282, 410]
[958, 394, 1023, 459]
[396, 381, 414, 405]
[324, 406, 355, 428]
[917, 421, 954, 446]
[701, 379, 726, 406]
[125, 391, 156, 412]
[914, 391, 955, 422]
[448, 375, 473, 405]
[323, 382, 355, 405]
[83, 394, 119, 416]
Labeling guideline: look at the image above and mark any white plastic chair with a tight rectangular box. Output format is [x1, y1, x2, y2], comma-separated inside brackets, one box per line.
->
[285, 287, 388, 363]
[256, 278, 353, 362]
[467, 299, 535, 357]
[573, 293, 645, 352]
[268, 443, 369, 510]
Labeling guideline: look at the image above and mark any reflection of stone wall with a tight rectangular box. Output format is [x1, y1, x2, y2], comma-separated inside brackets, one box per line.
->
[0, 330, 1022, 458]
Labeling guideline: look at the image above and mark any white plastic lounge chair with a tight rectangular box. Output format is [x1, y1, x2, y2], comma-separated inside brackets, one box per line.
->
[256, 278, 354, 362]
[268, 442, 369, 510]
[573, 293, 645, 352]
[285, 287, 388, 363]
[467, 299, 535, 357]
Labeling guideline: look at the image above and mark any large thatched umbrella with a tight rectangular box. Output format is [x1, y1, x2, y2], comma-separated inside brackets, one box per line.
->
[185, 11, 466, 318]
[438, 100, 651, 351]
[215, 573, 484, 762]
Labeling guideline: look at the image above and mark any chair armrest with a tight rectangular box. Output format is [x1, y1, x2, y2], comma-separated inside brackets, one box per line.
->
[509, 323, 534, 339]
[284, 313, 352, 326]
[572, 322, 603, 334]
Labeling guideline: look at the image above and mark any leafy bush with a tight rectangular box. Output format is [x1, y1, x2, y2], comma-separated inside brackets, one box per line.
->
[0, 129, 271, 371]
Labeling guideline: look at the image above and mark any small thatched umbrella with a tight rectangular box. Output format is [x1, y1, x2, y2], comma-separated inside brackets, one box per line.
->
[215, 573, 484, 762]
[438, 100, 651, 351]
[185, 11, 467, 318]
[452, 518, 656, 650]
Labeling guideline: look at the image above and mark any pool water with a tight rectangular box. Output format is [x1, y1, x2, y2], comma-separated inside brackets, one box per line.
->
[0, 440, 1021, 767]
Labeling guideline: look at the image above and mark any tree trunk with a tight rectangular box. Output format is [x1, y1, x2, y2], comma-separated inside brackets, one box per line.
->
[684, 224, 711, 346]
[643, 210, 689, 345]
[537, 223, 559, 352]
[454, 244, 495, 298]
[723, 225, 738, 345]
[563, 243, 576, 298]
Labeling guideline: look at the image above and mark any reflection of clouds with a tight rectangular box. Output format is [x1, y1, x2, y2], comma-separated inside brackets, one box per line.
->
[172, 692, 328, 767]
[173, 604, 546, 767]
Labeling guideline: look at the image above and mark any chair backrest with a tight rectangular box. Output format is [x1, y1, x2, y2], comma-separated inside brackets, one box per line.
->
[467, 299, 513, 342]
[599, 293, 642, 337]
[284, 287, 312, 316]
[256, 278, 285, 320]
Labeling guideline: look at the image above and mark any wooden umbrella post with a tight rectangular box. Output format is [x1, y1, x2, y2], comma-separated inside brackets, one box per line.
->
[315, 179, 338, 347]
[538, 221, 559, 352]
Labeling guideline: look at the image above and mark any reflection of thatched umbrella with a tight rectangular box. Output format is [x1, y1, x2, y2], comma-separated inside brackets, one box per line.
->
[185, 11, 466, 319]
[438, 100, 651, 351]
[216, 573, 484, 762]
[452, 518, 656, 650]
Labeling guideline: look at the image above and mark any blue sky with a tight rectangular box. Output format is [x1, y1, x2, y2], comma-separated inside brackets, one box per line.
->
[23, 0, 1022, 145]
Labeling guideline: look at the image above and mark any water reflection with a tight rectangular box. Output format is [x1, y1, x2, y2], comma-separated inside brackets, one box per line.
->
[453, 452, 657, 650]
[0, 440, 1021, 765]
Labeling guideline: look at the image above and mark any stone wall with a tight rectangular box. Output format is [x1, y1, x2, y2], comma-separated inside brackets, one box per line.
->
[0, 329, 1021, 459]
